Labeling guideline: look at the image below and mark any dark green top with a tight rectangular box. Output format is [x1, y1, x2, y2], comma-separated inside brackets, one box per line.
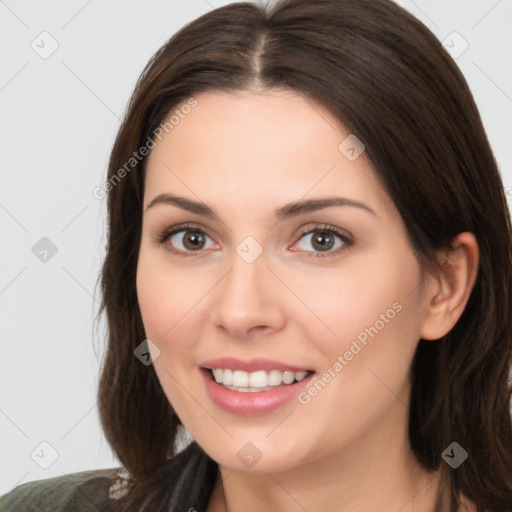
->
[0, 467, 118, 511]
[0, 441, 218, 511]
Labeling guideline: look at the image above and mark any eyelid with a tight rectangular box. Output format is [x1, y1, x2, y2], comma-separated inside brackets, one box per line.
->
[294, 223, 353, 242]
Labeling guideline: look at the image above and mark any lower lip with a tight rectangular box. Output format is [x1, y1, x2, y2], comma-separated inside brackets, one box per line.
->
[200, 368, 315, 416]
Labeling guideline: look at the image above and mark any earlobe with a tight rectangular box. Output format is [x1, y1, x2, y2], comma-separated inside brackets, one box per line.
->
[420, 232, 479, 341]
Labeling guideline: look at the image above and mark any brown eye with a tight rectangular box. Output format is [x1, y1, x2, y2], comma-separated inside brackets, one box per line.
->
[310, 231, 336, 251]
[180, 230, 207, 250]
[159, 227, 216, 254]
[293, 226, 352, 257]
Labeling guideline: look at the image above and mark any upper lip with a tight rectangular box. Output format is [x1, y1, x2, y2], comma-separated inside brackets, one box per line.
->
[200, 357, 313, 373]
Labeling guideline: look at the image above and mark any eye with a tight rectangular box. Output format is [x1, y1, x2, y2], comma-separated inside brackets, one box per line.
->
[156, 223, 217, 256]
[291, 225, 352, 257]
[155, 222, 353, 258]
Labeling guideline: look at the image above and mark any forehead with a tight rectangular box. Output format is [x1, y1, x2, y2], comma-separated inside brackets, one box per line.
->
[148, 89, 347, 166]
[143, 89, 395, 219]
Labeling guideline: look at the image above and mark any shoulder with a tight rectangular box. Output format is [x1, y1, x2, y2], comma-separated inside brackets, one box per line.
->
[0, 467, 123, 512]
[0, 442, 218, 512]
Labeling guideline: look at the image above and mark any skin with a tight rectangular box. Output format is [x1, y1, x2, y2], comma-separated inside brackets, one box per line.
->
[136, 89, 479, 512]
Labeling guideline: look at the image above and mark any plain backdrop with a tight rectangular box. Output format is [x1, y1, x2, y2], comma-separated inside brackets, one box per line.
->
[1, 0, 511, 494]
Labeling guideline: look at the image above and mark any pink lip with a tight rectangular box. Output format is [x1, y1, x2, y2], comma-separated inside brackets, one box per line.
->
[200, 357, 312, 373]
[199, 367, 315, 416]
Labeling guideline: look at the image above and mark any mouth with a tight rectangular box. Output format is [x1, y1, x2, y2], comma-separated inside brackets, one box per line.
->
[199, 359, 316, 415]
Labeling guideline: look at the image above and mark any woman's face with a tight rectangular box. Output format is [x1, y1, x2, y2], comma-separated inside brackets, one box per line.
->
[137, 89, 431, 472]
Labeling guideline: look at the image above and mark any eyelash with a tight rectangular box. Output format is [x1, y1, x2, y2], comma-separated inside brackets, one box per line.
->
[154, 222, 354, 258]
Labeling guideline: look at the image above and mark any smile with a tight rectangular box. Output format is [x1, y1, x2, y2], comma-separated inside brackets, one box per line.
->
[209, 368, 311, 392]
[199, 357, 316, 415]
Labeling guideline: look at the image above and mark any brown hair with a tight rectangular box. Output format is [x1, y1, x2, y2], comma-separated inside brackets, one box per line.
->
[95, 0, 512, 510]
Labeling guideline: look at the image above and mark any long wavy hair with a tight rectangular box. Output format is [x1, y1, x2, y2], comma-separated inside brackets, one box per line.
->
[95, 0, 512, 510]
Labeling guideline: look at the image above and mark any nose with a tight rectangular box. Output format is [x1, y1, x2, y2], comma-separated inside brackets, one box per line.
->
[209, 248, 285, 340]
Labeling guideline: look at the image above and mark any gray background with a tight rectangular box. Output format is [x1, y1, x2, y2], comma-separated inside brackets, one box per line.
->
[1, 0, 511, 494]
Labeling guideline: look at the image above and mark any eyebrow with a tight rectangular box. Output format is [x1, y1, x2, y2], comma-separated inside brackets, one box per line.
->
[144, 194, 376, 219]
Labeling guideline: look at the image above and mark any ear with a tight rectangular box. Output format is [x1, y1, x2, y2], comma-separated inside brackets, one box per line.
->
[420, 232, 479, 340]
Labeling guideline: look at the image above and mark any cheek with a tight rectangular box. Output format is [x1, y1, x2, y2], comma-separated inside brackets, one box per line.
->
[136, 267, 172, 340]
[136, 250, 200, 344]
[298, 256, 424, 408]
[289, 272, 423, 458]
[135, 254, 203, 410]
[286, 252, 419, 357]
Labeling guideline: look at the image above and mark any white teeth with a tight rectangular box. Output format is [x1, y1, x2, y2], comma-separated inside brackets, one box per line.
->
[282, 371, 295, 384]
[210, 368, 311, 389]
[249, 370, 267, 388]
[295, 371, 308, 382]
[223, 368, 233, 386]
[268, 369, 282, 386]
[232, 370, 249, 387]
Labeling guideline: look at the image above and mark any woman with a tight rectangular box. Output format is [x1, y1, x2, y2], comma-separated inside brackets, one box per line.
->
[2, 0, 511, 510]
